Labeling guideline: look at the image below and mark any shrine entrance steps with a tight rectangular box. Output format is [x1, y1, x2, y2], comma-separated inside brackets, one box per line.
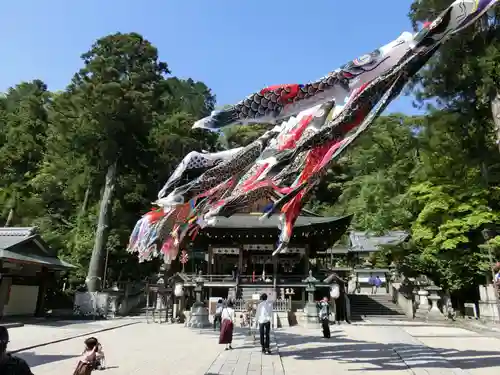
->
[349, 294, 409, 321]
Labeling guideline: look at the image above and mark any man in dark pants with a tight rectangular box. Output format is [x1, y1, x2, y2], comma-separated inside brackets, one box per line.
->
[213, 299, 223, 331]
[254, 293, 272, 354]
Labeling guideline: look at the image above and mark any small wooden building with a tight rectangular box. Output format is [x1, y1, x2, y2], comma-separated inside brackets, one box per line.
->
[0, 227, 74, 317]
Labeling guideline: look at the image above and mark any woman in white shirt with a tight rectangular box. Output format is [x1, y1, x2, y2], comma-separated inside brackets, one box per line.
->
[219, 300, 235, 350]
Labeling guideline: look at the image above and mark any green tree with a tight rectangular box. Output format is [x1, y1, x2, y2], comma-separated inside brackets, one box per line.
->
[222, 124, 269, 148]
[0, 80, 51, 226]
[327, 114, 422, 232]
[39, 33, 170, 291]
[25, 33, 220, 288]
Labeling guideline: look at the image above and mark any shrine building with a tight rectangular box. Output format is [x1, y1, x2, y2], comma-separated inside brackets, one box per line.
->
[180, 198, 353, 304]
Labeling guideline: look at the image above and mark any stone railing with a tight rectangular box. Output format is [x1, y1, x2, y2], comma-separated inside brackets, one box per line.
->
[233, 299, 291, 312]
[73, 282, 147, 319]
[390, 282, 415, 318]
[183, 273, 235, 283]
[390, 277, 453, 321]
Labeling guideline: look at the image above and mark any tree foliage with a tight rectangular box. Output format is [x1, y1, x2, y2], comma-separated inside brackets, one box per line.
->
[0, 33, 217, 287]
[325, 1, 500, 294]
[3, 1, 500, 298]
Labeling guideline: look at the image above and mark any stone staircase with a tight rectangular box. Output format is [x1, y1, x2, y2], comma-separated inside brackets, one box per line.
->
[349, 294, 409, 321]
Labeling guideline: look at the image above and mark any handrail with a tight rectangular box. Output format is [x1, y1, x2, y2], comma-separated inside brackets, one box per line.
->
[233, 298, 291, 312]
[182, 273, 236, 283]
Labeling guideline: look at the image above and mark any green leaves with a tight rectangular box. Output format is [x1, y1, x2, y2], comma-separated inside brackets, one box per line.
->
[0, 32, 217, 287]
[328, 114, 420, 232]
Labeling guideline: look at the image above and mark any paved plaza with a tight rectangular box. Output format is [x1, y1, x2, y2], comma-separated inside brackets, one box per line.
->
[6, 317, 500, 375]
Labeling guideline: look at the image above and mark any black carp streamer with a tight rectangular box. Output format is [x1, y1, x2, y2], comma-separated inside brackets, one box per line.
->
[127, 0, 499, 263]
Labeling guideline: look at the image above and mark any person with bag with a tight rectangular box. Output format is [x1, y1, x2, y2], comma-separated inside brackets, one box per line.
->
[318, 297, 331, 338]
[73, 337, 103, 375]
[0, 326, 34, 375]
[219, 300, 235, 350]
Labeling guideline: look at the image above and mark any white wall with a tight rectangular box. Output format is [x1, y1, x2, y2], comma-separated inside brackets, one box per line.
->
[3, 285, 39, 316]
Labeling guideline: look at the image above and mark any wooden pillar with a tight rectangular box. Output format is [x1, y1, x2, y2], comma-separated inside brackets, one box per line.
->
[303, 245, 310, 276]
[35, 267, 49, 317]
[238, 246, 243, 271]
[272, 255, 278, 292]
[208, 245, 213, 274]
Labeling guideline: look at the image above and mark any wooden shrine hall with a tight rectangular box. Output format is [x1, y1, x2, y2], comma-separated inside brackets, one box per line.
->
[185, 210, 352, 295]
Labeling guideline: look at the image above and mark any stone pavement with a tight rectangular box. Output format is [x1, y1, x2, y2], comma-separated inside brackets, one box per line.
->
[275, 324, 413, 375]
[205, 329, 284, 375]
[400, 323, 500, 375]
[7, 318, 138, 352]
[14, 322, 222, 375]
[7, 317, 500, 375]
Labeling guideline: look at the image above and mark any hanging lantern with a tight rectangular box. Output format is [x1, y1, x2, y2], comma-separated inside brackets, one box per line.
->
[174, 282, 184, 297]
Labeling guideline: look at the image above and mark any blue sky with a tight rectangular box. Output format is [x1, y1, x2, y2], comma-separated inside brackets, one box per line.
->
[0, 0, 424, 115]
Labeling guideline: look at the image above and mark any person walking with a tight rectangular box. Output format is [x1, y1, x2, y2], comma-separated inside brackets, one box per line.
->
[219, 300, 235, 350]
[255, 293, 273, 354]
[0, 326, 34, 375]
[214, 299, 224, 331]
[318, 297, 331, 338]
[373, 276, 382, 294]
[369, 273, 376, 294]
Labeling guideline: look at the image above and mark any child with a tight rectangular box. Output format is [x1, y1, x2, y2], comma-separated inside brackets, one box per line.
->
[76, 337, 105, 374]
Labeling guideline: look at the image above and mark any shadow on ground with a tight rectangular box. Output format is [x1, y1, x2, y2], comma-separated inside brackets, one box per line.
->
[0, 316, 107, 328]
[274, 328, 500, 371]
[15, 352, 78, 367]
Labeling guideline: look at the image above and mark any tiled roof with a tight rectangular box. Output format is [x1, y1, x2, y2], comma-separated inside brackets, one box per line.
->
[349, 231, 409, 252]
[0, 227, 38, 250]
[0, 249, 75, 269]
[206, 214, 350, 229]
[0, 227, 74, 269]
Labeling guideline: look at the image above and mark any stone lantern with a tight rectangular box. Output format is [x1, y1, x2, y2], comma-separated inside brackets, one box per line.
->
[414, 275, 430, 320]
[302, 270, 319, 327]
[194, 271, 204, 303]
[187, 271, 211, 328]
[425, 281, 445, 321]
[174, 282, 184, 297]
[174, 282, 185, 323]
[389, 261, 398, 282]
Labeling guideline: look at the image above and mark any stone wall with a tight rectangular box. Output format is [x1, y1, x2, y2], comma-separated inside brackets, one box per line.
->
[73, 292, 109, 318]
[478, 284, 500, 320]
[391, 282, 415, 318]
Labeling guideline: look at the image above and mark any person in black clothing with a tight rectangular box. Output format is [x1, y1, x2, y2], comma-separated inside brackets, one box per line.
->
[0, 326, 34, 375]
[318, 297, 331, 338]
